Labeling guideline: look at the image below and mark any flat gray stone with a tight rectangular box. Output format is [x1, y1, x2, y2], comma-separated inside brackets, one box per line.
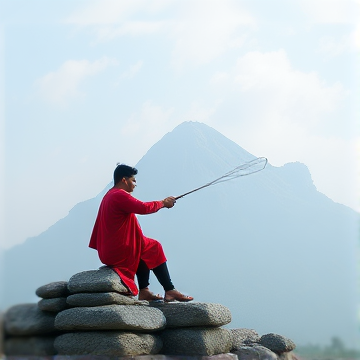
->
[232, 345, 278, 360]
[36, 281, 69, 299]
[259, 333, 296, 354]
[67, 267, 128, 294]
[160, 327, 232, 356]
[4, 336, 57, 356]
[4, 304, 57, 336]
[54, 331, 162, 356]
[67, 292, 148, 307]
[55, 305, 166, 332]
[38, 298, 68, 313]
[152, 302, 231, 328]
[231, 328, 260, 350]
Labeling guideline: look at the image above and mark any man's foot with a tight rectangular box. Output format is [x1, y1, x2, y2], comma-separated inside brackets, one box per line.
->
[138, 287, 164, 301]
[164, 289, 194, 302]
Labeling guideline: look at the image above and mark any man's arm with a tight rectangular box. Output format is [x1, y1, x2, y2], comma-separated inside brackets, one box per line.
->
[117, 191, 176, 214]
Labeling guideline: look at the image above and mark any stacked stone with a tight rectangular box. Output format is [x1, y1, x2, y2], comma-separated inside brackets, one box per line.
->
[3, 280, 71, 356]
[230, 328, 298, 360]
[151, 301, 233, 356]
[53, 266, 166, 356]
[3, 303, 59, 356]
[36, 281, 70, 313]
[2, 265, 297, 359]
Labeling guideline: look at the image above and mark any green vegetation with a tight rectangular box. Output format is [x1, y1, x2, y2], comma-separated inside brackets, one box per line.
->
[295, 337, 360, 360]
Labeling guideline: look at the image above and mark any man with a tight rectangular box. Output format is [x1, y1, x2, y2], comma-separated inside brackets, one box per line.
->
[89, 163, 193, 302]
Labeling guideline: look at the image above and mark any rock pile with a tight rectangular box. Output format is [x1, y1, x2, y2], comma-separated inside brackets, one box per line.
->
[3, 303, 58, 356]
[2, 266, 297, 359]
[231, 329, 297, 360]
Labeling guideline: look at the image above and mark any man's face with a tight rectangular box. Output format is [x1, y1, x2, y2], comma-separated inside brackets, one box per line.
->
[123, 176, 137, 193]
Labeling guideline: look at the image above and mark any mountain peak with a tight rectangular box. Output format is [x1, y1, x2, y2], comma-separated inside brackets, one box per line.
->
[276, 161, 316, 193]
[135, 121, 256, 199]
[164, 121, 253, 158]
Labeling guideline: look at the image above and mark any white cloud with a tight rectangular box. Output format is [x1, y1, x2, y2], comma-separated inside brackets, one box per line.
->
[299, 0, 359, 24]
[120, 101, 176, 159]
[300, 0, 360, 53]
[119, 60, 143, 79]
[318, 35, 353, 57]
[35, 57, 117, 106]
[95, 21, 166, 41]
[210, 71, 230, 85]
[65, 0, 169, 42]
[66, 0, 169, 25]
[65, 0, 255, 66]
[353, 22, 360, 49]
[169, 0, 255, 68]
[182, 101, 221, 123]
[122, 101, 173, 133]
[233, 50, 345, 128]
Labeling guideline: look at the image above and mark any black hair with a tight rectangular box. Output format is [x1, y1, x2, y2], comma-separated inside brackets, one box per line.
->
[113, 164, 138, 185]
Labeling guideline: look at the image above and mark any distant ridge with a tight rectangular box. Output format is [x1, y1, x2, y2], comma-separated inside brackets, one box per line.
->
[135, 121, 258, 200]
[2, 121, 358, 349]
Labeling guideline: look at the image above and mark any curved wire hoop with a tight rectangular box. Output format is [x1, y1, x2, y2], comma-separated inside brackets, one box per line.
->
[175, 157, 268, 200]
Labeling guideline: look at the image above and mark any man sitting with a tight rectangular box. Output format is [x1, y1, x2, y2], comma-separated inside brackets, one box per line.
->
[89, 163, 193, 302]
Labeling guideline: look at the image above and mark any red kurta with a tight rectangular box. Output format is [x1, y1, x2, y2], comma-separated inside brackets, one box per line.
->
[89, 188, 166, 295]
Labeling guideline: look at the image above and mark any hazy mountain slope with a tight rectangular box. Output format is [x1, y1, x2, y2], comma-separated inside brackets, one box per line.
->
[1, 196, 103, 306]
[1, 121, 358, 349]
[133, 122, 359, 348]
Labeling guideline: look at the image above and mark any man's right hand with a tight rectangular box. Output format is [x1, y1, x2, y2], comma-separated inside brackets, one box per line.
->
[163, 196, 176, 208]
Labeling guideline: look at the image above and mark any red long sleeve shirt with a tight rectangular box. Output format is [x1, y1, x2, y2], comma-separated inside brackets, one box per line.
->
[89, 188, 166, 295]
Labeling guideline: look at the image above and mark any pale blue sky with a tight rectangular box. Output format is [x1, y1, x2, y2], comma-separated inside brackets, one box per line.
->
[1, 0, 359, 248]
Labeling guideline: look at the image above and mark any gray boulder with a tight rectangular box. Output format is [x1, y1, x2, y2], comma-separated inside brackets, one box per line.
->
[231, 328, 260, 350]
[55, 305, 166, 332]
[160, 327, 232, 356]
[259, 333, 296, 354]
[67, 267, 128, 294]
[4, 303, 56, 336]
[36, 281, 69, 299]
[54, 331, 162, 356]
[4, 336, 57, 356]
[232, 345, 278, 360]
[38, 297, 68, 312]
[67, 292, 148, 307]
[152, 302, 231, 328]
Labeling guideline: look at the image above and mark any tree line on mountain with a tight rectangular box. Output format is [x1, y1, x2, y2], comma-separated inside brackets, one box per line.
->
[295, 336, 359, 360]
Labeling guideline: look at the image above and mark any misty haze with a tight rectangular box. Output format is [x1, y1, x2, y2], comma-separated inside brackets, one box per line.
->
[1, 122, 358, 351]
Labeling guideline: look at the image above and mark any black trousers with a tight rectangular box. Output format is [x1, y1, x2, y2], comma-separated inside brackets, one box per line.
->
[136, 259, 175, 291]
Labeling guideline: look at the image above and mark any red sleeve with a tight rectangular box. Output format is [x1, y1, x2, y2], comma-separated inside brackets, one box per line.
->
[116, 190, 164, 214]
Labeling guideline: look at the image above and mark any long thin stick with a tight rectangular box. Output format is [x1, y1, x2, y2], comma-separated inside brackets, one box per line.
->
[175, 183, 213, 200]
[175, 157, 267, 200]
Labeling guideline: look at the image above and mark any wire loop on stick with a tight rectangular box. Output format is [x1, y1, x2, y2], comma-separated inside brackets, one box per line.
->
[175, 157, 268, 200]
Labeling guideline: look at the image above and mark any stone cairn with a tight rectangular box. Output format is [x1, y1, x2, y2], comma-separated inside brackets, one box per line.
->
[2, 266, 298, 359]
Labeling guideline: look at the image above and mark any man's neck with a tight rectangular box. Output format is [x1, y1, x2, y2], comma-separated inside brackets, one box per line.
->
[113, 183, 130, 192]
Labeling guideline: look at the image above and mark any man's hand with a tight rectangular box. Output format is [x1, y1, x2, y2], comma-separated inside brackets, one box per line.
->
[162, 196, 176, 208]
